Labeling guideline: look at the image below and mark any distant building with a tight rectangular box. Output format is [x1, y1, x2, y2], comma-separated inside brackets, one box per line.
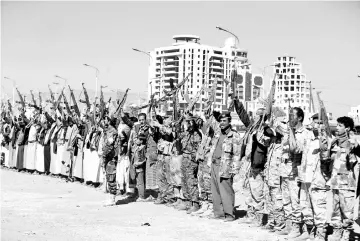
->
[273, 56, 313, 114]
[348, 105, 360, 123]
[148, 35, 264, 117]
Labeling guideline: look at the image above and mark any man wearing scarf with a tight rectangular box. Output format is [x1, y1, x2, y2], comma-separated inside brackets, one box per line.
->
[177, 115, 202, 213]
[326, 116, 358, 241]
[208, 111, 241, 221]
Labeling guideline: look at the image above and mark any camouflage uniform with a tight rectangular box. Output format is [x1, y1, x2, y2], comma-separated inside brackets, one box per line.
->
[309, 134, 331, 240]
[180, 130, 202, 202]
[327, 136, 358, 240]
[246, 127, 271, 221]
[156, 123, 174, 201]
[209, 126, 241, 218]
[264, 137, 285, 230]
[102, 125, 119, 195]
[196, 115, 219, 202]
[280, 126, 312, 225]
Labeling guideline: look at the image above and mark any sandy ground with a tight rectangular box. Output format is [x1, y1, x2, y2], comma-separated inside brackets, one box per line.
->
[0, 168, 287, 241]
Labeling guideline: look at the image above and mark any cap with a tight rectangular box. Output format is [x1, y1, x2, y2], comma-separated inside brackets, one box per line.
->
[218, 111, 231, 120]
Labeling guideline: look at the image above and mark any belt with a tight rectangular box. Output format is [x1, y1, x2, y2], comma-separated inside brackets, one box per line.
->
[28, 140, 37, 143]
[337, 173, 349, 176]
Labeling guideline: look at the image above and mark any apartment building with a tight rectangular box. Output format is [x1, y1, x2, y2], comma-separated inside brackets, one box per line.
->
[148, 35, 264, 117]
[273, 56, 313, 114]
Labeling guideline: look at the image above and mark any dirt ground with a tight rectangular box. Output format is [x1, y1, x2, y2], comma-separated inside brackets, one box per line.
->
[0, 168, 287, 241]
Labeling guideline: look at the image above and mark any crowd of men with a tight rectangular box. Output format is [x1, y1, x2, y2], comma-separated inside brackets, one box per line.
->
[1, 80, 360, 241]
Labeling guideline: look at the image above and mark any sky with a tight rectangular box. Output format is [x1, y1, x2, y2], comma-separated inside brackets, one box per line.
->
[1, 1, 360, 118]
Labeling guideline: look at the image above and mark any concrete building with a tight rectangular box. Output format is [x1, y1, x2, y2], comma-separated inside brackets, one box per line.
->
[148, 35, 264, 117]
[348, 105, 360, 124]
[273, 56, 313, 114]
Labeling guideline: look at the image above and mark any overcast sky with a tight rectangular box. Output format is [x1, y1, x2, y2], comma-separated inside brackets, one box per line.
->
[2, 1, 360, 117]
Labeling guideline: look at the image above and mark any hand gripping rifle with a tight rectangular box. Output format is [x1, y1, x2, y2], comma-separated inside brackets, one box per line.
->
[115, 88, 130, 116]
[68, 85, 81, 117]
[62, 91, 71, 115]
[79, 83, 91, 110]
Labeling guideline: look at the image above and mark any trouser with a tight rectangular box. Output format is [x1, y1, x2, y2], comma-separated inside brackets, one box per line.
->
[246, 169, 265, 216]
[198, 160, 212, 202]
[157, 154, 174, 200]
[300, 182, 314, 225]
[136, 171, 145, 199]
[105, 160, 117, 195]
[310, 188, 327, 228]
[211, 161, 235, 218]
[330, 189, 355, 229]
[181, 155, 199, 202]
[265, 185, 285, 229]
[281, 176, 301, 223]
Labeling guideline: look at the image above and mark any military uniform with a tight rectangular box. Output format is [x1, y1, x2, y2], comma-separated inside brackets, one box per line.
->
[209, 125, 241, 219]
[156, 123, 174, 203]
[264, 136, 285, 231]
[327, 134, 358, 240]
[180, 129, 202, 204]
[102, 125, 119, 197]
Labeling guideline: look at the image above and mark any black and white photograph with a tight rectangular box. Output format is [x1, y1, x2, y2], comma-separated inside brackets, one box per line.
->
[1, 1, 360, 240]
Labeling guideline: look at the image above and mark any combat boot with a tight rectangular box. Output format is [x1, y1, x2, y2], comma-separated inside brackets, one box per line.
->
[286, 222, 302, 239]
[238, 212, 256, 225]
[276, 220, 292, 235]
[173, 198, 183, 208]
[294, 224, 315, 241]
[187, 202, 200, 214]
[177, 200, 190, 211]
[313, 227, 326, 241]
[191, 201, 209, 216]
[328, 228, 343, 241]
[103, 194, 116, 207]
[171, 198, 181, 208]
[341, 229, 351, 241]
[200, 204, 214, 218]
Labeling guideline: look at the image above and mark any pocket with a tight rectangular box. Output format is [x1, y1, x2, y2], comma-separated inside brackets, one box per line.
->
[224, 143, 232, 153]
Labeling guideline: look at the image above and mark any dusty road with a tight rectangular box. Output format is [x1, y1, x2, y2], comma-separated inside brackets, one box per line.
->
[1, 168, 284, 241]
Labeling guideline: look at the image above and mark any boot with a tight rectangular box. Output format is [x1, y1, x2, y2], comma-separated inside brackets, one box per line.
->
[238, 212, 256, 224]
[341, 229, 350, 241]
[276, 220, 292, 235]
[199, 204, 214, 218]
[103, 194, 116, 206]
[287, 222, 303, 239]
[191, 201, 209, 216]
[154, 198, 166, 205]
[314, 227, 326, 241]
[186, 202, 200, 214]
[171, 198, 181, 208]
[177, 200, 190, 211]
[251, 213, 266, 227]
[261, 223, 275, 232]
[328, 228, 343, 241]
[294, 224, 315, 241]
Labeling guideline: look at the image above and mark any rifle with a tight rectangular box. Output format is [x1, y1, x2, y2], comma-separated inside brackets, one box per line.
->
[38, 92, 43, 109]
[30, 90, 37, 107]
[48, 85, 55, 103]
[7, 99, 13, 114]
[162, 72, 192, 97]
[68, 85, 80, 117]
[62, 92, 71, 115]
[15, 88, 26, 109]
[115, 88, 130, 116]
[99, 85, 107, 120]
[80, 83, 91, 110]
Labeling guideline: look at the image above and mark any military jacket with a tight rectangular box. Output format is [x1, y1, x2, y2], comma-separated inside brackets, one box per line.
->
[180, 130, 202, 161]
[328, 139, 358, 190]
[209, 127, 242, 178]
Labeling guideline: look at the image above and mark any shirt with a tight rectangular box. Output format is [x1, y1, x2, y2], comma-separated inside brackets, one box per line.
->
[214, 131, 227, 161]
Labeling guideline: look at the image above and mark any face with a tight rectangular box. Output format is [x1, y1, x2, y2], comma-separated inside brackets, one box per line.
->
[136, 138, 142, 145]
[220, 117, 231, 130]
[151, 112, 156, 121]
[336, 122, 348, 136]
[139, 115, 146, 125]
[184, 120, 193, 131]
[290, 109, 300, 127]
